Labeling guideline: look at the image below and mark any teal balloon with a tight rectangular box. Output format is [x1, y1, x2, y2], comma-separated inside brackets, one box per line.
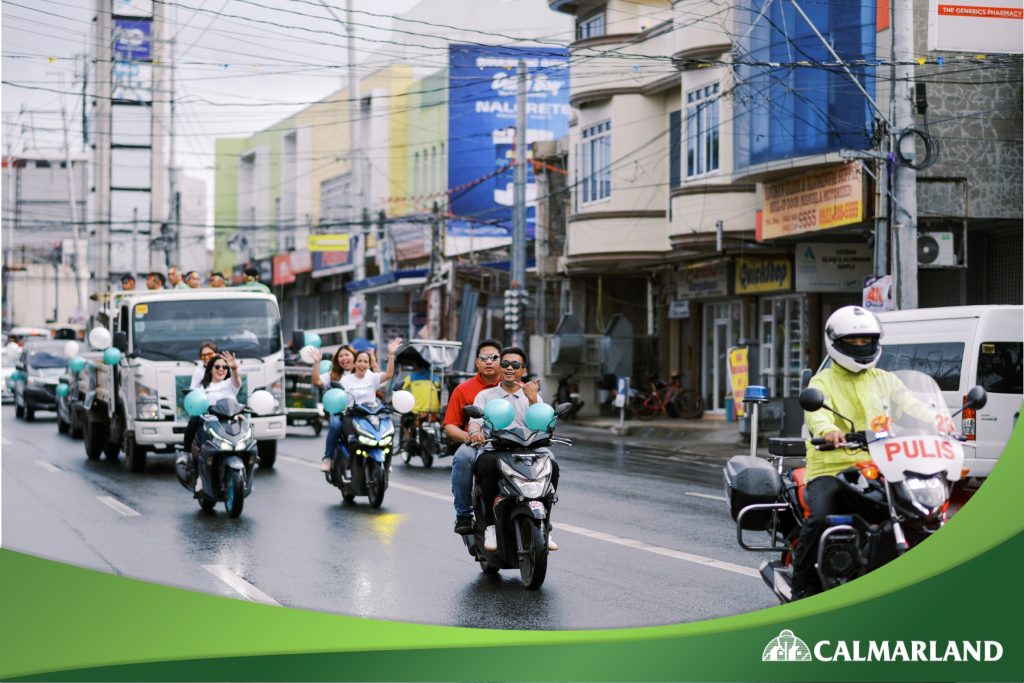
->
[56, 383, 70, 398]
[10, 370, 23, 383]
[103, 347, 122, 365]
[68, 356, 87, 373]
[304, 332, 322, 348]
[184, 390, 210, 417]
[484, 398, 515, 430]
[322, 387, 348, 414]
[319, 359, 333, 376]
[525, 402, 556, 432]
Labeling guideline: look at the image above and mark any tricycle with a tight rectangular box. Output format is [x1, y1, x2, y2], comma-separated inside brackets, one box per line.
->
[392, 339, 462, 468]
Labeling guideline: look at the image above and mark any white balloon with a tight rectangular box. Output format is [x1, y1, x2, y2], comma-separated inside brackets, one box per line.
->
[248, 389, 275, 415]
[391, 389, 416, 414]
[5, 342, 20, 358]
[64, 341, 80, 357]
[299, 345, 317, 364]
[88, 326, 112, 350]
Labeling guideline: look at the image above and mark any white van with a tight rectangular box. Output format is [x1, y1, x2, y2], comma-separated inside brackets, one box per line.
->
[876, 305, 1022, 479]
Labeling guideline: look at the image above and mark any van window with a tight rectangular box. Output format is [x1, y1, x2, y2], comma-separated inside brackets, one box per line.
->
[977, 342, 1023, 394]
[877, 342, 964, 391]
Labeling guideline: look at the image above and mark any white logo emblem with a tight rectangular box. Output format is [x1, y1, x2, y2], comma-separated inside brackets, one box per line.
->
[762, 629, 812, 662]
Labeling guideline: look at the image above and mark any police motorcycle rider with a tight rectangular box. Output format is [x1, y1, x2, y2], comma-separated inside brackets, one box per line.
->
[792, 305, 935, 600]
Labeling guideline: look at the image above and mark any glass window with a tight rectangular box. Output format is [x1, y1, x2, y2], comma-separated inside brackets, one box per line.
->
[877, 342, 965, 391]
[132, 299, 282, 361]
[577, 13, 605, 40]
[28, 352, 67, 369]
[686, 83, 720, 178]
[977, 342, 1023, 394]
[581, 120, 611, 204]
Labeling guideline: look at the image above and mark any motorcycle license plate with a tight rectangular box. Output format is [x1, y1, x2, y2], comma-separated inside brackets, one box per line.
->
[528, 501, 544, 512]
[867, 435, 964, 482]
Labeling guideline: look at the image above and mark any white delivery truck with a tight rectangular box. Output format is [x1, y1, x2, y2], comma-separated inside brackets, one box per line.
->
[80, 288, 286, 471]
[876, 305, 1022, 480]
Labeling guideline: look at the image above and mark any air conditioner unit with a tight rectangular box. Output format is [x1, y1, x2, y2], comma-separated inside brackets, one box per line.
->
[918, 232, 956, 267]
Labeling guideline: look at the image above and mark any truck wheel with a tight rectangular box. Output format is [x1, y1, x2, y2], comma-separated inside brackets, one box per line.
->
[15, 400, 24, 419]
[125, 433, 148, 473]
[105, 413, 123, 461]
[58, 412, 69, 434]
[257, 440, 277, 469]
[83, 416, 108, 461]
[70, 407, 83, 438]
[25, 405, 35, 422]
[312, 420, 323, 437]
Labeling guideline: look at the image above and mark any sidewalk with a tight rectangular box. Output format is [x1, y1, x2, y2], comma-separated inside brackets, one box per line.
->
[558, 414, 749, 459]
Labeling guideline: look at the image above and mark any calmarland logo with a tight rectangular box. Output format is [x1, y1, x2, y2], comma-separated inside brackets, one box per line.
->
[763, 630, 812, 662]
[762, 629, 1005, 663]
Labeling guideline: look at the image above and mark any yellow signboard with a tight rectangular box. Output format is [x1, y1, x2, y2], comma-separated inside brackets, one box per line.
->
[307, 234, 351, 252]
[735, 256, 792, 294]
[727, 347, 749, 418]
[759, 162, 864, 240]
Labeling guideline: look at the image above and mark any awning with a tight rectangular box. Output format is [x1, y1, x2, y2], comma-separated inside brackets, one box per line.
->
[346, 268, 428, 295]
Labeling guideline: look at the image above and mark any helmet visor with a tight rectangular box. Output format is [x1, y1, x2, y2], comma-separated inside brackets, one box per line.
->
[834, 336, 880, 365]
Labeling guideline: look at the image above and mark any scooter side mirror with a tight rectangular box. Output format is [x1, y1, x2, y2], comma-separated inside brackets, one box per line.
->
[464, 405, 483, 419]
[554, 402, 574, 418]
[965, 385, 988, 411]
[799, 387, 825, 412]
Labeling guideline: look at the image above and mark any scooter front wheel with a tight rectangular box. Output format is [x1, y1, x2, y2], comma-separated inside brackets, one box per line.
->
[517, 517, 548, 589]
[225, 469, 245, 518]
[366, 459, 386, 508]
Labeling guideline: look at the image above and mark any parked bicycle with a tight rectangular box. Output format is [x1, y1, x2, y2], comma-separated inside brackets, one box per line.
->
[630, 372, 704, 420]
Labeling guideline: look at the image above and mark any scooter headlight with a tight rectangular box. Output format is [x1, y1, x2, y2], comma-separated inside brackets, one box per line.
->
[499, 459, 552, 499]
[896, 474, 948, 515]
[358, 435, 378, 446]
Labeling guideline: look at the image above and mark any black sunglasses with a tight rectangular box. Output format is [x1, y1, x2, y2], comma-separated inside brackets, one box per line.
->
[499, 359, 523, 370]
[477, 354, 500, 362]
[212, 364, 228, 370]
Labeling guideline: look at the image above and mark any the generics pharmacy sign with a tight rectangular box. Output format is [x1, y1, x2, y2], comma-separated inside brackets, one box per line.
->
[928, 0, 1024, 53]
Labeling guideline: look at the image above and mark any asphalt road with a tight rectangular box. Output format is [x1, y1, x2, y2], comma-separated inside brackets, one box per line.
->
[1, 405, 777, 629]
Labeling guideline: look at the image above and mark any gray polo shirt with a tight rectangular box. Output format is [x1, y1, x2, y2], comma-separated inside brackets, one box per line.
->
[469, 383, 544, 431]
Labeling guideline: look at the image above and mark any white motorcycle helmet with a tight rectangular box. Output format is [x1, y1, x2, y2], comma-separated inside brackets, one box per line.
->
[824, 306, 884, 373]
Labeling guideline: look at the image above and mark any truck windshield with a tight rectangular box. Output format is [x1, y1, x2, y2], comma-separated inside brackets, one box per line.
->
[132, 299, 281, 361]
[28, 352, 67, 369]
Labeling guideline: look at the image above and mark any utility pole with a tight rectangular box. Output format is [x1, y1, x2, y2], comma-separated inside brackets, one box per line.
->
[94, 0, 112, 293]
[509, 60, 528, 348]
[892, 0, 918, 309]
[61, 102, 85, 313]
[169, 33, 179, 271]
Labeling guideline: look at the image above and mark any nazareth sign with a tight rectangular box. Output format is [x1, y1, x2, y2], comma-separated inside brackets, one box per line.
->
[758, 163, 865, 241]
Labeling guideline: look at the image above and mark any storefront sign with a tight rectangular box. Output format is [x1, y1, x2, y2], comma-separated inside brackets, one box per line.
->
[311, 249, 353, 279]
[736, 257, 792, 294]
[389, 221, 431, 262]
[759, 163, 864, 241]
[290, 250, 312, 274]
[679, 259, 730, 299]
[668, 299, 690, 319]
[308, 234, 351, 252]
[863, 275, 894, 312]
[795, 243, 873, 292]
[928, 0, 1024, 53]
[727, 347, 749, 418]
[272, 254, 296, 286]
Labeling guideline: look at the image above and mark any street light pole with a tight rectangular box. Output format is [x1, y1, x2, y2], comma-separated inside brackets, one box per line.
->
[511, 60, 528, 348]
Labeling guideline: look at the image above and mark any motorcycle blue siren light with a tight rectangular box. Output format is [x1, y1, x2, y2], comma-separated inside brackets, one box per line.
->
[743, 385, 768, 403]
[826, 514, 854, 526]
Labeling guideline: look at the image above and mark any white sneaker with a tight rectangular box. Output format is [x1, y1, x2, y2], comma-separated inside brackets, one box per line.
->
[484, 525, 497, 551]
[194, 476, 203, 493]
[547, 534, 558, 551]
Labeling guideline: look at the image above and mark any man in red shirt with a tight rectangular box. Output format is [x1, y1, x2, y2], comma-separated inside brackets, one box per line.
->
[445, 338, 502, 535]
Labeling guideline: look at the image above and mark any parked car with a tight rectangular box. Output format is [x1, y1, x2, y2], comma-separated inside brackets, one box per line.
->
[12, 340, 70, 421]
[7, 326, 50, 346]
[875, 305, 1022, 480]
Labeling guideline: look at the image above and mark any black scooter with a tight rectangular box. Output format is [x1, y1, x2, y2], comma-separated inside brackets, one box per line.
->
[553, 371, 584, 420]
[462, 403, 573, 589]
[175, 397, 258, 518]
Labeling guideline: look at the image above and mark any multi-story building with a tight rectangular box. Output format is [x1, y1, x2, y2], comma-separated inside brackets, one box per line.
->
[549, 0, 1022, 416]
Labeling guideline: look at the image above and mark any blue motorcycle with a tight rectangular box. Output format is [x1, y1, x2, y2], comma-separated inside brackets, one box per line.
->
[326, 399, 405, 507]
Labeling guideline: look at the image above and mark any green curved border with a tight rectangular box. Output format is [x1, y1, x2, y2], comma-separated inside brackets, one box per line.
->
[2, 420, 1022, 681]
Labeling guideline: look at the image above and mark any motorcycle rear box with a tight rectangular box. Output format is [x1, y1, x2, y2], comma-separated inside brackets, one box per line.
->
[723, 455, 784, 530]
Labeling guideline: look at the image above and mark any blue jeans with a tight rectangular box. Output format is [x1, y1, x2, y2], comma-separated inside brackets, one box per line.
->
[324, 414, 345, 460]
[450, 443, 479, 518]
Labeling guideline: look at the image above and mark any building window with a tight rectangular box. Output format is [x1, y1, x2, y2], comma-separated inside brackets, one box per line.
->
[581, 120, 611, 204]
[577, 12, 605, 41]
[686, 83, 720, 178]
[669, 110, 681, 189]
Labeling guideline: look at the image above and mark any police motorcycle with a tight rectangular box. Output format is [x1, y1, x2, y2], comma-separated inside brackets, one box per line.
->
[321, 387, 415, 508]
[462, 399, 574, 590]
[724, 371, 987, 603]
[174, 390, 275, 518]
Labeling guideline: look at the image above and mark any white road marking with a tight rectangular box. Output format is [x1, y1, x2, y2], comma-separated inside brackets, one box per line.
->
[685, 491, 727, 502]
[553, 522, 759, 578]
[279, 450, 758, 579]
[97, 496, 140, 517]
[202, 564, 280, 606]
[35, 460, 62, 473]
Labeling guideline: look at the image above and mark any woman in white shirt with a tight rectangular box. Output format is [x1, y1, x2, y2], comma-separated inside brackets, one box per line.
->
[334, 338, 403, 477]
[190, 342, 220, 389]
[183, 351, 242, 454]
[310, 344, 356, 472]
